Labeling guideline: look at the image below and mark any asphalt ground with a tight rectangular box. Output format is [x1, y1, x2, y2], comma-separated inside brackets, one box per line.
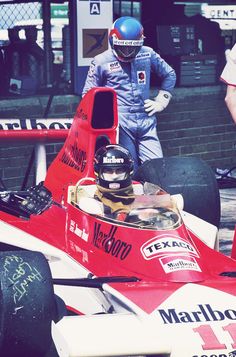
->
[218, 187, 236, 256]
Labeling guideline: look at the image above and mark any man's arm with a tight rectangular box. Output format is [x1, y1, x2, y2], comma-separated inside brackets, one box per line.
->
[220, 43, 236, 123]
[82, 60, 102, 97]
[225, 85, 236, 124]
[144, 50, 176, 116]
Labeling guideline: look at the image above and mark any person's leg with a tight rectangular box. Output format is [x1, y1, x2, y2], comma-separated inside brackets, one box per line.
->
[138, 117, 163, 164]
[119, 125, 140, 172]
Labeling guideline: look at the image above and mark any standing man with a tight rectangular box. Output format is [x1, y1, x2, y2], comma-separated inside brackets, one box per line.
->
[220, 43, 236, 124]
[82, 16, 176, 172]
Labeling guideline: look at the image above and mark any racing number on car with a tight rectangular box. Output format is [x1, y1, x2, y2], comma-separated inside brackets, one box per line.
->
[193, 324, 236, 350]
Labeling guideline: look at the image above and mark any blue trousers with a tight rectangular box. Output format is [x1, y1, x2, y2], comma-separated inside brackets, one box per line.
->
[119, 113, 163, 173]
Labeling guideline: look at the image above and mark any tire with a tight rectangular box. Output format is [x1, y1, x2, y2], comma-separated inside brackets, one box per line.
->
[134, 157, 221, 227]
[0, 250, 57, 357]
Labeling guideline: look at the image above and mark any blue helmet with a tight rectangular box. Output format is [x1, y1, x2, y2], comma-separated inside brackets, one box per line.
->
[109, 16, 144, 62]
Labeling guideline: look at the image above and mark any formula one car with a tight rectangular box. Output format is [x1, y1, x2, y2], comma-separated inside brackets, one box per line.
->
[1, 87, 235, 357]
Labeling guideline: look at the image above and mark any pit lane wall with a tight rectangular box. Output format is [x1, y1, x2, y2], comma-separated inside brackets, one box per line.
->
[0, 84, 235, 190]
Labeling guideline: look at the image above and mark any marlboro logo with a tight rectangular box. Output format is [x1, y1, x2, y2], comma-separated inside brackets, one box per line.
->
[0, 118, 72, 130]
[158, 304, 236, 324]
[103, 156, 124, 164]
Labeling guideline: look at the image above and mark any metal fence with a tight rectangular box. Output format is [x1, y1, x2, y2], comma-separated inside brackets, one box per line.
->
[0, 2, 41, 31]
[0, 1, 70, 97]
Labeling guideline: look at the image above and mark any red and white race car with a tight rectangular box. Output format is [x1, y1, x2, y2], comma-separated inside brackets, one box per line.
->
[1, 87, 235, 357]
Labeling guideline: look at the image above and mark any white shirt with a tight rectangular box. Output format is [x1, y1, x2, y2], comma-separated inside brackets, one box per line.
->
[220, 43, 236, 86]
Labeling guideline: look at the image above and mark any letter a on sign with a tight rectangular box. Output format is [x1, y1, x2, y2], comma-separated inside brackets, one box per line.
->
[90, 3, 100, 15]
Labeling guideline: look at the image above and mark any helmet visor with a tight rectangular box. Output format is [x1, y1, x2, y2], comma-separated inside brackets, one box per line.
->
[112, 38, 143, 60]
[101, 167, 127, 182]
[114, 45, 141, 60]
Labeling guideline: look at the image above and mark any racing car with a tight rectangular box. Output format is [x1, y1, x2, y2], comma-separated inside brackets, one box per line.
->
[1, 87, 235, 357]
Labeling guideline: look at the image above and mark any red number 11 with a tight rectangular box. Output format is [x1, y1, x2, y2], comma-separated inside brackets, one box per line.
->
[193, 323, 236, 350]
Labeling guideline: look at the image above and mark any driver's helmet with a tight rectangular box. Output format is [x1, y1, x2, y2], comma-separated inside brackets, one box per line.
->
[94, 144, 134, 190]
[109, 16, 144, 62]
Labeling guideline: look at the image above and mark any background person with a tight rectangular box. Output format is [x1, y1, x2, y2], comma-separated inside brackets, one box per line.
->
[4, 28, 23, 90]
[24, 26, 45, 90]
[4, 26, 45, 94]
[220, 43, 236, 124]
[82, 16, 176, 172]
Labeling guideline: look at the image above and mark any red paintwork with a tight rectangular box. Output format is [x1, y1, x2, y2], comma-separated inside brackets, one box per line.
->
[0, 130, 69, 142]
[44, 87, 118, 201]
[1, 87, 236, 315]
[2, 194, 236, 314]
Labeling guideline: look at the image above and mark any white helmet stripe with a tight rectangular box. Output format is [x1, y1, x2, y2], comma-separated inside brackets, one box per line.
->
[112, 38, 144, 46]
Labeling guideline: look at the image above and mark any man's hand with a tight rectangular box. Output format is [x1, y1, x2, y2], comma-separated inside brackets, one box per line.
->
[144, 90, 172, 116]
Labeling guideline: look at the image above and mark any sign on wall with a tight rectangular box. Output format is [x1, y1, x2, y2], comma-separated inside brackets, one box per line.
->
[51, 4, 68, 19]
[76, 0, 113, 66]
[202, 4, 236, 30]
[202, 5, 236, 19]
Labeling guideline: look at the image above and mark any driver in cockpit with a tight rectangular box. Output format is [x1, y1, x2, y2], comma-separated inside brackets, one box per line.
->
[76, 144, 180, 228]
[93, 144, 136, 220]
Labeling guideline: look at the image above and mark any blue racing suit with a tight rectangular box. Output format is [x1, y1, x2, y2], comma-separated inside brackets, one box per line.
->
[82, 46, 176, 172]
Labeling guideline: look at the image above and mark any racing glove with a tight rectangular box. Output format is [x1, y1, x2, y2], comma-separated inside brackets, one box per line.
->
[144, 90, 172, 116]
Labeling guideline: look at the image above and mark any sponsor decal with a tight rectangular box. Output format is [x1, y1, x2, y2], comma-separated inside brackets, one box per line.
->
[160, 255, 201, 273]
[136, 52, 151, 59]
[103, 156, 124, 164]
[69, 241, 88, 262]
[108, 182, 120, 189]
[158, 304, 236, 324]
[141, 234, 198, 260]
[137, 71, 146, 85]
[112, 38, 143, 46]
[108, 61, 121, 72]
[69, 220, 89, 241]
[60, 145, 86, 172]
[0, 118, 72, 131]
[93, 223, 132, 260]
[77, 108, 88, 121]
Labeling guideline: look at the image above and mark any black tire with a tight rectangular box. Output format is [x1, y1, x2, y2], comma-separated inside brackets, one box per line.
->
[0, 250, 57, 357]
[134, 157, 221, 228]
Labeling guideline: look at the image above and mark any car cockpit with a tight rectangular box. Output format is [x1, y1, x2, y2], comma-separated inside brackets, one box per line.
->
[68, 180, 182, 230]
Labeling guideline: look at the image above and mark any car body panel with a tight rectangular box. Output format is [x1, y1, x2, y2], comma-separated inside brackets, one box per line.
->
[1, 87, 236, 356]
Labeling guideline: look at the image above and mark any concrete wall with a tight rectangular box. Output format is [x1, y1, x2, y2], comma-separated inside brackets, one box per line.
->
[0, 84, 235, 190]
